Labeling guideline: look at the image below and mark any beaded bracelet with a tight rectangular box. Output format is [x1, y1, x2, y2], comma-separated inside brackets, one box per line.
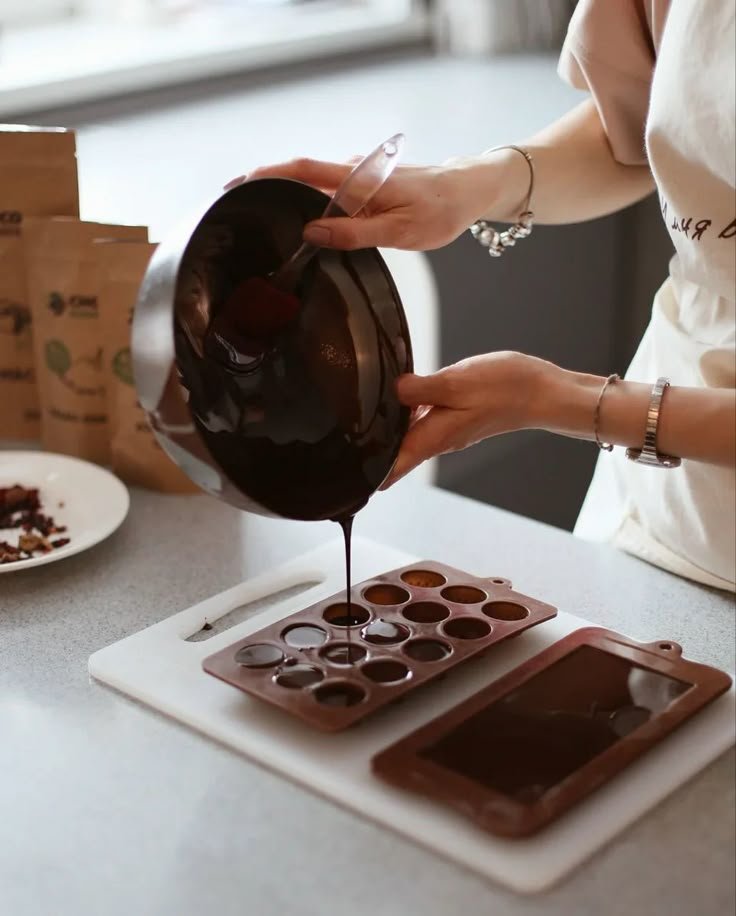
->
[469, 145, 535, 257]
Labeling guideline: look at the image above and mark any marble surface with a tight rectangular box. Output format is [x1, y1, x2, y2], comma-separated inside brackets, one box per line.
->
[1, 481, 734, 916]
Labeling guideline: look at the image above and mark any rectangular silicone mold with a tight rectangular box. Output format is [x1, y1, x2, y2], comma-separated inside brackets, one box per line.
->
[371, 627, 733, 836]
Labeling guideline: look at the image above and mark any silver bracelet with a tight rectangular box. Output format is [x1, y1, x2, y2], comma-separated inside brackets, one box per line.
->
[594, 373, 620, 451]
[626, 377, 682, 468]
[469, 145, 535, 257]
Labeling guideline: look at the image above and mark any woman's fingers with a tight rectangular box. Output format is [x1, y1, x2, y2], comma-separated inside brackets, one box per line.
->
[303, 213, 400, 250]
[382, 406, 461, 487]
[224, 157, 353, 191]
[224, 174, 247, 190]
[396, 371, 462, 409]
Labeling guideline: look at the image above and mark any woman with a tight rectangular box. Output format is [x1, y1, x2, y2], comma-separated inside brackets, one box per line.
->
[234, 0, 736, 592]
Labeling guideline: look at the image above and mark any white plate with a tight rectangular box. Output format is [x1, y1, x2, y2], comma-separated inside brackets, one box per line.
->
[0, 451, 129, 573]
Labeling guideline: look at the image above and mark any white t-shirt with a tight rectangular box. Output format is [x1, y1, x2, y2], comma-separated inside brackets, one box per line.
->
[559, 0, 736, 591]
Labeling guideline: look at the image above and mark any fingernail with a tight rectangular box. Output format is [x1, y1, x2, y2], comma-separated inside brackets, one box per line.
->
[223, 174, 247, 190]
[303, 225, 332, 246]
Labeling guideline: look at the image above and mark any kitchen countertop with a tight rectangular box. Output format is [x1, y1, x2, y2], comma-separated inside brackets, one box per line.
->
[4, 51, 733, 915]
[1, 482, 734, 916]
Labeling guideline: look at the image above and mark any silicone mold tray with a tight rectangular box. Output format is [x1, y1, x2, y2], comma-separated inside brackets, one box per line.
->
[202, 560, 558, 731]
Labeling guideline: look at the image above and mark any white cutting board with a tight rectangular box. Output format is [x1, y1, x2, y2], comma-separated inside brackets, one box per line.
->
[89, 537, 736, 894]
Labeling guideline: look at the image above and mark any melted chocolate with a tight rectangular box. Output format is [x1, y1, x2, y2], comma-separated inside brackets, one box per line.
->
[172, 180, 411, 522]
[274, 664, 324, 689]
[234, 644, 284, 668]
[361, 618, 410, 646]
[421, 645, 691, 803]
[167, 181, 411, 680]
[339, 515, 355, 665]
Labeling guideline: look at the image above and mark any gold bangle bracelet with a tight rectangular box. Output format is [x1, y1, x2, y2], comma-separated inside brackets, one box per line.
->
[594, 373, 620, 451]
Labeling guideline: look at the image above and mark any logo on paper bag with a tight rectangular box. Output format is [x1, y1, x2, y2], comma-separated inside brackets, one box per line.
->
[45, 339, 104, 396]
[0, 299, 31, 336]
[0, 210, 22, 236]
[46, 291, 98, 318]
[112, 347, 134, 386]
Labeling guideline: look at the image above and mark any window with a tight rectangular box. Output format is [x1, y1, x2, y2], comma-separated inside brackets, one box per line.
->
[0, 0, 72, 27]
[0, 0, 423, 29]
[0, 1, 429, 116]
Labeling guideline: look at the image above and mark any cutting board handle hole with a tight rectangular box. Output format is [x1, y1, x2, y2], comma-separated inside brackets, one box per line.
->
[185, 579, 322, 642]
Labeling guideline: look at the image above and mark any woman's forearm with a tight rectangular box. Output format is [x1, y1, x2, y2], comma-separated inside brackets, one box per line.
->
[447, 99, 656, 226]
[539, 368, 736, 467]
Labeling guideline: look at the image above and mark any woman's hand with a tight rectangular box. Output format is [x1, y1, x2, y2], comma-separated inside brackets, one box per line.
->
[225, 100, 659, 253]
[383, 351, 736, 486]
[384, 352, 555, 486]
[226, 156, 492, 251]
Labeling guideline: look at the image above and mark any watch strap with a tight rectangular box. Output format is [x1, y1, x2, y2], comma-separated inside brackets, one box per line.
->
[626, 377, 681, 468]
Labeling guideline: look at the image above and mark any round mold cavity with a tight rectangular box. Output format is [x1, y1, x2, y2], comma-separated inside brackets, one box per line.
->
[363, 583, 411, 605]
[320, 642, 368, 666]
[234, 643, 284, 669]
[404, 638, 452, 663]
[361, 658, 411, 684]
[443, 616, 492, 640]
[402, 601, 449, 624]
[282, 624, 328, 649]
[400, 569, 447, 589]
[361, 618, 411, 646]
[440, 585, 487, 604]
[322, 602, 370, 627]
[314, 681, 366, 707]
[274, 664, 324, 689]
[482, 601, 529, 621]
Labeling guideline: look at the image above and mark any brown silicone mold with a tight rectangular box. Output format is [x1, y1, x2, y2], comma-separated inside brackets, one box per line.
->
[372, 627, 733, 837]
[202, 560, 557, 731]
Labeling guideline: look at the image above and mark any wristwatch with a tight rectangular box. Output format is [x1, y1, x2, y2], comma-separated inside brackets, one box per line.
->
[626, 377, 682, 468]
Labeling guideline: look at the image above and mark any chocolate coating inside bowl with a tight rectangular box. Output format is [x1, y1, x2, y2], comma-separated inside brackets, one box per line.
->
[169, 179, 412, 521]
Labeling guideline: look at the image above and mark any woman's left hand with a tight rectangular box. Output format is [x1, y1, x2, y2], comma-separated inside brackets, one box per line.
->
[383, 351, 556, 487]
[384, 348, 736, 486]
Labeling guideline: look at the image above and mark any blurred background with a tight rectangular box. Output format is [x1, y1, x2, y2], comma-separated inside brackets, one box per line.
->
[0, 0, 673, 531]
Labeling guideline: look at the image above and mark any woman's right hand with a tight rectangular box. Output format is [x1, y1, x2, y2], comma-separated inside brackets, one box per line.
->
[225, 156, 493, 252]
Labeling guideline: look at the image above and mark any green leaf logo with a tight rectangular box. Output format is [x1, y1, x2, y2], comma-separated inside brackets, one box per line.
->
[112, 347, 134, 386]
[45, 339, 71, 376]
